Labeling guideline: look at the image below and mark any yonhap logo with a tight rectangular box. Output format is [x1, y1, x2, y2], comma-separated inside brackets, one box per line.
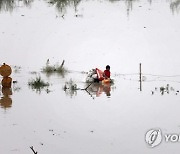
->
[145, 129, 162, 147]
[145, 128, 180, 147]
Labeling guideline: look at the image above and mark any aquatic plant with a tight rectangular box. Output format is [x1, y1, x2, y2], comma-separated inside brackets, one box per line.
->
[42, 60, 68, 76]
[170, 0, 180, 13]
[48, 0, 139, 17]
[64, 79, 77, 90]
[63, 79, 77, 97]
[0, 0, 34, 12]
[152, 84, 179, 96]
[63, 79, 94, 97]
[42, 64, 56, 73]
[48, 0, 80, 14]
[13, 65, 21, 73]
[28, 76, 49, 92]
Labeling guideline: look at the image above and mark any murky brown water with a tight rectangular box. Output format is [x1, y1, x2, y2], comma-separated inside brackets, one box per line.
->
[1, 0, 180, 153]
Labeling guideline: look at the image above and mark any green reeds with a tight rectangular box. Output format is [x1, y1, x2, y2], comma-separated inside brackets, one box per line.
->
[42, 60, 68, 76]
[28, 76, 49, 92]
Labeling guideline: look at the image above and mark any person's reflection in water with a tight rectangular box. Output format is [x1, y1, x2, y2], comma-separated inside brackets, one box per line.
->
[103, 84, 111, 97]
[87, 83, 111, 97]
[0, 87, 12, 109]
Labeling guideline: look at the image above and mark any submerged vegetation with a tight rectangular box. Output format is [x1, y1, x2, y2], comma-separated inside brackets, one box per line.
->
[63, 79, 93, 97]
[63, 78, 113, 98]
[170, 0, 180, 13]
[64, 79, 77, 91]
[151, 84, 180, 95]
[13, 65, 21, 73]
[28, 76, 50, 93]
[48, 0, 141, 16]
[48, 0, 80, 14]
[0, 0, 179, 15]
[42, 60, 68, 77]
[63, 79, 78, 97]
[0, 0, 33, 12]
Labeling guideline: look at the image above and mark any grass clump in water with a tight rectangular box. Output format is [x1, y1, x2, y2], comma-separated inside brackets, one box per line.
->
[63, 79, 78, 97]
[64, 79, 77, 90]
[28, 76, 49, 92]
[42, 59, 68, 76]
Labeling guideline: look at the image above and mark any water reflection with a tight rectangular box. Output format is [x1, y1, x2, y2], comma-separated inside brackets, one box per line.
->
[49, 0, 139, 16]
[148, 0, 152, 4]
[47, 0, 180, 16]
[64, 86, 77, 97]
[42, 60, 68, 78]
[0, 0, 179, 15]
[125, 0, 138, 16]
[0, 0, 33, 12]
[28, 76, 50, 94]
[170, 0, 180, 13]
[63, 81, 113, 98]
[0, 87, 12, 109]
[48, 0, 81, 14]
[86, 83, 111, 97]
[12, 81, 21, 92]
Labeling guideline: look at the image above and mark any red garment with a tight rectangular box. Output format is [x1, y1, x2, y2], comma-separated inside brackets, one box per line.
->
[104, 70, 110, 78]
[96, 68, 104, 81]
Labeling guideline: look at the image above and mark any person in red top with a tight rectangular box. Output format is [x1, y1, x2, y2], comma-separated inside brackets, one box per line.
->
[103, 65, 111, 79]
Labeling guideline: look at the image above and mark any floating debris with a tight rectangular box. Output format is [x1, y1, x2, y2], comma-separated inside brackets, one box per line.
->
[152, 84, 179, 95]
[151, 91, 154, 95]
[160, 86, 165, 91]
[30, 146, 38, 154]
[29, 71, 37, 75]
[13, 66, 21, 73]
[13, 80, 18, 84]
[40, 142, 44, 146]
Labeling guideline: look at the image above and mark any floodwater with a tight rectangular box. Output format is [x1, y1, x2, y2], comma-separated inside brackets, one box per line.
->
[0, 0, 180, 153]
